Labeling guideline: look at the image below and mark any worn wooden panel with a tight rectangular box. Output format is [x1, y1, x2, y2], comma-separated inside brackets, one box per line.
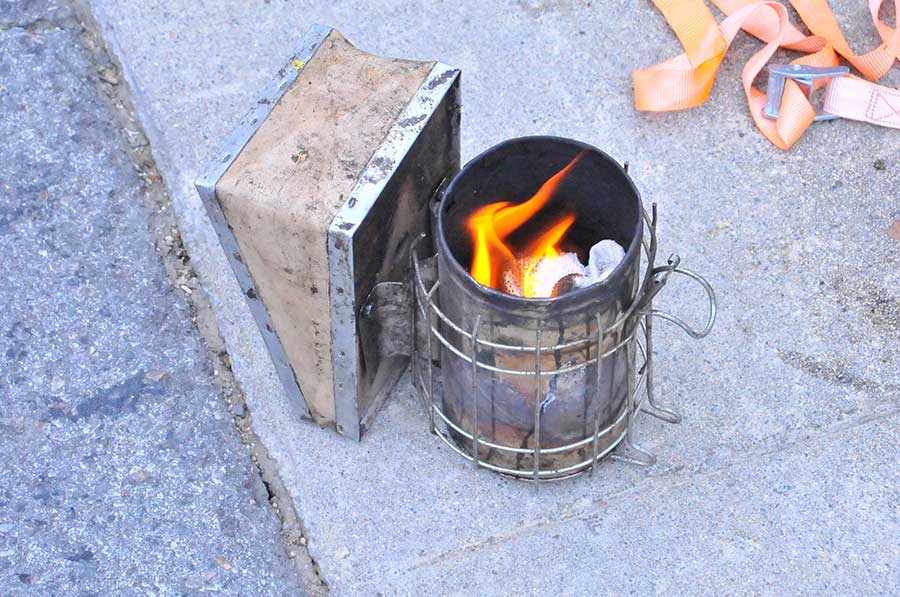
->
[215, 30, 433, 425]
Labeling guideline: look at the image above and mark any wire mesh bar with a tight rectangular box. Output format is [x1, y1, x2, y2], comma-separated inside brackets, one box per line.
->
[532, 327, 543, 482]
[431, 398, 629, 456]
[426, 284, 438, 434]
[470, 315, 482, 467]
[408, 250, 426, 415]
[591, 312, 603, 477]
[412, 248, 636, 354]
[640, 293, 680, 423]
[418, 290, 637, 354]
[420, 317, 639, 377]
[431, 416, 628, 480]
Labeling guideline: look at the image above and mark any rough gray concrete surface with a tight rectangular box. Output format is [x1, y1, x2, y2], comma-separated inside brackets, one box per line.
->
[0, 2, 302, 594]
[80, 0, 899, 593]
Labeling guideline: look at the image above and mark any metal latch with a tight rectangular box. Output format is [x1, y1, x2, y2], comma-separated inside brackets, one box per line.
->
[358, 255, 438, 365]
[763, 64, 849, 121]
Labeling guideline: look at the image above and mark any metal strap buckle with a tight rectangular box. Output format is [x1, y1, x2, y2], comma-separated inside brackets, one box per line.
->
[763, 64, 850, 121]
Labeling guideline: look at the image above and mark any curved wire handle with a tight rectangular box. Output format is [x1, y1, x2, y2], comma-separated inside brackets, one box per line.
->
[643, 262, 717, 339]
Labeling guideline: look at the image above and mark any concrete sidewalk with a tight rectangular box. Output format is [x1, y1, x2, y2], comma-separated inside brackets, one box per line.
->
[0, 1, 302, 594]
[80, 0, 899, 593]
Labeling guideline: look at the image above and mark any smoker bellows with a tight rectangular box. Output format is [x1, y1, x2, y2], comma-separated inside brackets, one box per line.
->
[196, 25, 460, 439]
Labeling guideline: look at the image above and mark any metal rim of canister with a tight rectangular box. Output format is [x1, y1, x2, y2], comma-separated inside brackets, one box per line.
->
[435, 135, 645, 314]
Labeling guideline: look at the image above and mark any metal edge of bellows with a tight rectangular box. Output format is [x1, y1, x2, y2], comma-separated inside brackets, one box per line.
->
[328, 63, 461, 440]
[193, 24, 334, 421]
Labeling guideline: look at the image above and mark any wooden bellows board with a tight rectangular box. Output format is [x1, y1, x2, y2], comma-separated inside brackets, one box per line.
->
[196, 25, 460, 439]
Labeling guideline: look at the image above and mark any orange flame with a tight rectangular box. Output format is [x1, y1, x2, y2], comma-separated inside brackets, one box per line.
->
[466, 153, 583, 297]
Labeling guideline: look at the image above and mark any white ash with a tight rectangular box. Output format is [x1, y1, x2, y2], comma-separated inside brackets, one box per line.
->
[581, 239, 625, 285]
[502, 253, 585, 297]
[502, 240, 625, 298]
[530, 252, 585, 297]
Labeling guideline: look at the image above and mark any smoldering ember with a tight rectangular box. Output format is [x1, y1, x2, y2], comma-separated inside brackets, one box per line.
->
[2, 1, 898, 595]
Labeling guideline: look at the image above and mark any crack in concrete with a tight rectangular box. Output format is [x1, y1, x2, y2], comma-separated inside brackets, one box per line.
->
[778, 349, 900, 394]
[407, 399, 900, 571]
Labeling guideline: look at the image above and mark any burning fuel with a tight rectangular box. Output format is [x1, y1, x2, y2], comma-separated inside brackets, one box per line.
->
[466, 153, 585, 298]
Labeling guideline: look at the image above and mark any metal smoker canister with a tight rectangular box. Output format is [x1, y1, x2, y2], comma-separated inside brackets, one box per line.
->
[435, 137, 644, 474]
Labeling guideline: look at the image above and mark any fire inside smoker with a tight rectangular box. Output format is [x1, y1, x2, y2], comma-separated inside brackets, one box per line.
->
[466, 151, 624, 298]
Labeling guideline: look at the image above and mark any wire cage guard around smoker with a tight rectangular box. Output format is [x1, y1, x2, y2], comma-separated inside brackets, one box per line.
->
[409, 202, 717, 482]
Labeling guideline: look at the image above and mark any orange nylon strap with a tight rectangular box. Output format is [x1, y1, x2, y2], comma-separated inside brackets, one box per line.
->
[633, 0, 900, 149]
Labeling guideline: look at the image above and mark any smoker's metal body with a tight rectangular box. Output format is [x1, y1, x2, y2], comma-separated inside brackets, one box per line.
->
[410, 138, 717, 480]
[436, 138, 641, 474]
[196, 25, 460, 439]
